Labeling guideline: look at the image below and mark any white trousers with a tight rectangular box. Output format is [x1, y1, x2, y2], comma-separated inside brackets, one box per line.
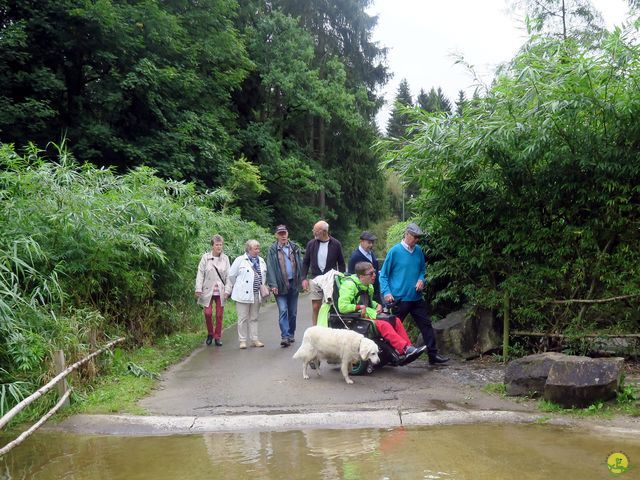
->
[236, 294, 261, 342]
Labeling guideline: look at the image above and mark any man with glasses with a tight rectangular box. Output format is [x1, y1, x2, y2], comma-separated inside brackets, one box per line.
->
[378, 223, 449, 365]
[337, 261, 423, 361]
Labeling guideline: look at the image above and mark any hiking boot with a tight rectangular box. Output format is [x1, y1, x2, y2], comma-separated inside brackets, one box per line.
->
[239, 341, 247, 349]
[214, 338, 223, 347]
[205, 335, 213, 346]
[280, 338, 290, 348]
[429, 353, 450, 365]
[252, 340, 265, 348]
[288, 337, 295, 343]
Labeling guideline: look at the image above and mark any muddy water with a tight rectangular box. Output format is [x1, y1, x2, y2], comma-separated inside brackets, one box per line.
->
[2, 424, 639, 479]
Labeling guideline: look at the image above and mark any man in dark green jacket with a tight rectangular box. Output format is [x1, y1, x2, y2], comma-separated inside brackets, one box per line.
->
[338, 261, 422, 360]
[266, 225, 303, 347]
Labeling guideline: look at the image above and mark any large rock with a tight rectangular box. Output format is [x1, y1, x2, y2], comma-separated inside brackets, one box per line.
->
[475, 308, 502, 354]
[505, 352, 568, 397]
[434, 308, 501, 359]
[543, 356, 624, 408]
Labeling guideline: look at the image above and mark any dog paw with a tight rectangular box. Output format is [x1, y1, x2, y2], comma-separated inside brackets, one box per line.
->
[345, 378, 354, 384]
[303, 374, 309, 380]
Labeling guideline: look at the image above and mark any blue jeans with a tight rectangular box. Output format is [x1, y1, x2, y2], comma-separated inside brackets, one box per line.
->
[276, 280, 298, 340]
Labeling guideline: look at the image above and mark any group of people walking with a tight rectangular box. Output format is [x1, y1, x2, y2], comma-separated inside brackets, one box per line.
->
[194, 221, 449, 365]
[195, 236, 268, 348]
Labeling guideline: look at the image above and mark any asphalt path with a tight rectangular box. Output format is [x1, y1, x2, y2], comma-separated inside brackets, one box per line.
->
[53, 295, 640, 435]
[138, 294, 526, 417]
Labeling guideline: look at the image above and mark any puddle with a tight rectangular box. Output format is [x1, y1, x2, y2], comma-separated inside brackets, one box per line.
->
[2, 423, 639, 479]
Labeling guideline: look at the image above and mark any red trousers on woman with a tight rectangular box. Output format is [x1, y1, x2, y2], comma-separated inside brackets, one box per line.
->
[204, 295, 224, 339]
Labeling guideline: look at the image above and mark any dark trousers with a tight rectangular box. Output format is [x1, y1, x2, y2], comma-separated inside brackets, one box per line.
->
[394, 299, 437, 356]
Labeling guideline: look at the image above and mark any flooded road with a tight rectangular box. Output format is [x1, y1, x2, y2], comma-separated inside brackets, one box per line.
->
[3, 424, 639, 479]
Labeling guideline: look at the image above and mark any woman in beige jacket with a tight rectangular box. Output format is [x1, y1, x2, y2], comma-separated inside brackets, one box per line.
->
[195, 235, 230, 346]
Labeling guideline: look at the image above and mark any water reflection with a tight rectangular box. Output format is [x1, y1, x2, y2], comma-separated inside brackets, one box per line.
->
[1, 424, 639, 479]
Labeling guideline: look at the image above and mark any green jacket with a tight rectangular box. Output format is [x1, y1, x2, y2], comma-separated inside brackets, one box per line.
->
[337, 274, 379, 319]
[265, 240, 303, 294]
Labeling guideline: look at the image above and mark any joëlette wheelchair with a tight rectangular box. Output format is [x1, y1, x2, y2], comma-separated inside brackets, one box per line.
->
[317, 273, 425, 375]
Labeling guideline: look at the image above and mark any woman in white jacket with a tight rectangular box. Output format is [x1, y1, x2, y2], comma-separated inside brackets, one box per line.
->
[195, 235, 230, 346]
[226, 239, 268, 349]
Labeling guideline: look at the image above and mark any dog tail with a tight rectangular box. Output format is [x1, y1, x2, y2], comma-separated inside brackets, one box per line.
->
[292, 344, 309, 360]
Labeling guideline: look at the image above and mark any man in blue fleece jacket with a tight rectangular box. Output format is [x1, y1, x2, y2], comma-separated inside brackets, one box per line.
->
[378, 223, 449, 365]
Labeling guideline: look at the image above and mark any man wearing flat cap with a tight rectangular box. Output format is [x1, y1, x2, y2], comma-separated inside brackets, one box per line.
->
[378, 222, 449, 365]
[348, 231, 381, 303]
[266, 224, 303, 347]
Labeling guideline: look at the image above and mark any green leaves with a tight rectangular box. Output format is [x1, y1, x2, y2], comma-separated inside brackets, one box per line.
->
[0, 369, 32, 417]
[381, 26, 640, 332]
[0, 143, 272, 401]
[0, 0, 250, 186]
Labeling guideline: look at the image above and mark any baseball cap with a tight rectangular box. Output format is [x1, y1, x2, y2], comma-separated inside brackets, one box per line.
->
[274, 224, 288, 233]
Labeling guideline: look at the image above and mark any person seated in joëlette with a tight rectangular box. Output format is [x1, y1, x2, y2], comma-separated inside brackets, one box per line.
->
[337, 261, 422, 362]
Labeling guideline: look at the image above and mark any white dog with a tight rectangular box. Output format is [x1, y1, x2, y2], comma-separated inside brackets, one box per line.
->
[292, 326, 380, 384]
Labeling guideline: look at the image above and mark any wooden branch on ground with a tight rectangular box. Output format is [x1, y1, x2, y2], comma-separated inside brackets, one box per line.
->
[0, 389, 71, 456]
[549, 293, 640, 304]
[0, 337, 125, 431]
[511, 331, 640, 339]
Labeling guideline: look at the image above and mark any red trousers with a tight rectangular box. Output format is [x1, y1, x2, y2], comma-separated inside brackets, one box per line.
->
[373, 316, 411, 354]
[204, 295, 223, 338]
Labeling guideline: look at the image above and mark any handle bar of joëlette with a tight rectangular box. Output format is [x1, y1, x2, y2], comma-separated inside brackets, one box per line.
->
[381, 299, 400, 315]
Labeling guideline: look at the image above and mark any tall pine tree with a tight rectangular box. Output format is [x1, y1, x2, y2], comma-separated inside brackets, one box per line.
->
[455, 90, 467, 115]
[386, 79, 413, 138]
[233, 0, 389, 238]
[417, 87, 452, 114]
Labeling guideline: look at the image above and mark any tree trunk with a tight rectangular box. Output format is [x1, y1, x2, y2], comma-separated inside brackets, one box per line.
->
[318, 117, 326, 217]
[503, 292, 510, 363]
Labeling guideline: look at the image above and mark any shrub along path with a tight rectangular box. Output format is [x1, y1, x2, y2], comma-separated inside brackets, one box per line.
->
[51, 295, 640, 435]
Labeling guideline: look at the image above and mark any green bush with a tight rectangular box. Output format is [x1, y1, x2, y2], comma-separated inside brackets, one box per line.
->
[380, 28, 640, 335]
[0, 143, 271, 413]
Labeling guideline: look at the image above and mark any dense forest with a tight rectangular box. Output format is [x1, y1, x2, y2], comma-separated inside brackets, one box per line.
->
[2, 0, 640, 416]
[0, 0, 389, 241]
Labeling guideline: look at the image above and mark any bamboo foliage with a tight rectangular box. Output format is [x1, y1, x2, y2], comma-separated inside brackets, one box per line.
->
[380, 26, 640, 335]
[0, 144, 272, 416]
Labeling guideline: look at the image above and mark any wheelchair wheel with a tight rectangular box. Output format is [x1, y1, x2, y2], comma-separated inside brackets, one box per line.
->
[365, 361, 375, 374]
[351, 360, 370, 376]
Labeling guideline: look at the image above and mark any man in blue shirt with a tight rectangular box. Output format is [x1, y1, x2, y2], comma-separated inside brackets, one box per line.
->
[378, 223, 449, 365]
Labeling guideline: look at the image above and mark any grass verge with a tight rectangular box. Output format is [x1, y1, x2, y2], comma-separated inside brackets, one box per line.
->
[64, 303, 238, 416]
[2, 304, 238, 437]
[536, 381, 640, 418]
[482, 382, 507, 396]
[65, 330, 205, 416]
